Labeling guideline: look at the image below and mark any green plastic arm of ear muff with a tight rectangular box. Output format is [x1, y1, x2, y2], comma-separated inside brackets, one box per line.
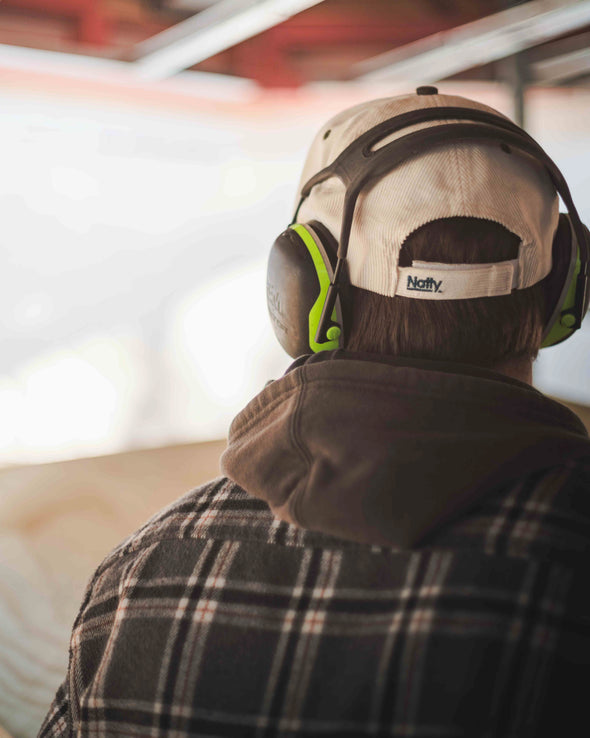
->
[541, 251, 582, 348]
[290, 224, 341, 352]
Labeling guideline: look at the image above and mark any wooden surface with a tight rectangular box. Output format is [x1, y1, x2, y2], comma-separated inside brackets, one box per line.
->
[0, 439, 226, 738]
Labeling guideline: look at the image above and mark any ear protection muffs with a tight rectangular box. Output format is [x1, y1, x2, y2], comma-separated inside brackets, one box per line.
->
[267, 220, 346, 358]
[267, 105, 589, 358]
[540, 215, 590, 347]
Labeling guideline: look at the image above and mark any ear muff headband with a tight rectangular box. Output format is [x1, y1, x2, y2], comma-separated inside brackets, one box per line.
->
[295, 108, 589, 346]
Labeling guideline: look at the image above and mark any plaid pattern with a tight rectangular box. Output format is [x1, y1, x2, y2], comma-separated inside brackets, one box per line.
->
[39, 460, 590, 738]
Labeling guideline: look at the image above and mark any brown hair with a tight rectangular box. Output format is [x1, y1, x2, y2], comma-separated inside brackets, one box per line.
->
[346, 218, 546, 367]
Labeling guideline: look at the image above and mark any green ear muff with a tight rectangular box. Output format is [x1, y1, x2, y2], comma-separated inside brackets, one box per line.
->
[266, 222, 345, 358]
[541, 252, 582, 348]
[541, 217, 590, 348]
[290, 224, 341, 353]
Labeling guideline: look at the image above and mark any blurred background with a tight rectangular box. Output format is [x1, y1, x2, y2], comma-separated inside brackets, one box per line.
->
[0, 1, 589, 735]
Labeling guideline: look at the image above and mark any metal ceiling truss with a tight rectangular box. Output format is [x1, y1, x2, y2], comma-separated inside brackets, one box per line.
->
[532, 45, 590, 84]
[355, 0, 590, 83]
[133, 0, 327, 80]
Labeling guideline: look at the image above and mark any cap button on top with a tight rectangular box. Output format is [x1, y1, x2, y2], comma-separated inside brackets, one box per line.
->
[416, 86, 438, 95]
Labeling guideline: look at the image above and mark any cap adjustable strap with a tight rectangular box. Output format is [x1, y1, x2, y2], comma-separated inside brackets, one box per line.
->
[395, 258, 521, 299]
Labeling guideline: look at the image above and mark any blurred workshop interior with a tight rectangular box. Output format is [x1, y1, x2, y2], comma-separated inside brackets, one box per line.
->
[0, 1, 589, 735]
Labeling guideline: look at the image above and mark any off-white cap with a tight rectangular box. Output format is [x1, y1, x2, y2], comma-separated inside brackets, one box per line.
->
[296, 89, 560, 300]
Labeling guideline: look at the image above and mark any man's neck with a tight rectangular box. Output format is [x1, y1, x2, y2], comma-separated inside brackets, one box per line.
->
[492, 356, 533, 385]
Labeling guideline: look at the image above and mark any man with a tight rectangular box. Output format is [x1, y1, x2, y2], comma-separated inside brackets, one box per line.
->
[40, 89, 589, 737]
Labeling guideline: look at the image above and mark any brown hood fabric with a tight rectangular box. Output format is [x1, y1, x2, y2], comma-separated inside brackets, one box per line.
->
[221, 351, 590, 548]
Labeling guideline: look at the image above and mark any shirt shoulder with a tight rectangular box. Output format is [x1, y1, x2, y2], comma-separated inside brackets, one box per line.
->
[97, 454, 590, 582]
[92, 477, 365, 584]
[424, 456, 590, 563]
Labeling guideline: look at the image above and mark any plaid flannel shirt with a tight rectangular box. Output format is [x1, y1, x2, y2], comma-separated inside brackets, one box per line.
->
[39, 461, 590, 738]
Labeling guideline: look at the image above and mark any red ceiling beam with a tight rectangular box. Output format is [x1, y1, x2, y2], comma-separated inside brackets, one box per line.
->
[0, 0, 110, 46]
[198, 10, 468, 88]
[269, 15, 463, 45]
[231, 29, 304, 88]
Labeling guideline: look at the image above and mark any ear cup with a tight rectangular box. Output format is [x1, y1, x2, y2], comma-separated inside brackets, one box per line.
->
[541, 214, 589, 348]
[267, 222, 345, 357]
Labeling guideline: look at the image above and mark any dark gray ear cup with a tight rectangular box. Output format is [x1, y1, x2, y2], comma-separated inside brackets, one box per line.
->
[582, 224, 590, 316]
[267, 227, 323, 358]
[541, 215, 589, 347]
[266, 221, 347, 358]
[542, 215, 576, 332]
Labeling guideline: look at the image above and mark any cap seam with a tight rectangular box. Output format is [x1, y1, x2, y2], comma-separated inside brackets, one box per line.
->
[433, 95, 467, 211]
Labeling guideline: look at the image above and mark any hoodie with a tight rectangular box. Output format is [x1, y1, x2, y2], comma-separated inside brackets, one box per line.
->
[221, 351, 590, 548]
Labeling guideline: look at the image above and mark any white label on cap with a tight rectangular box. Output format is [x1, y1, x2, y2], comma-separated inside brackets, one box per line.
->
[395, 259, 519, 300]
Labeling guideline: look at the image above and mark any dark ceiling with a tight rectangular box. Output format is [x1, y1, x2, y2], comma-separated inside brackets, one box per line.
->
[0, 0, 588, 88]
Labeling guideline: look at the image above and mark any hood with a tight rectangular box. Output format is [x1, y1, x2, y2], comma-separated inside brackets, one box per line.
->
[221, 351, 590, 548]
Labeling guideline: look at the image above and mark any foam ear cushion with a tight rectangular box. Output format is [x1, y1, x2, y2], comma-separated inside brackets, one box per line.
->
[543, 216, 575, 319]
[307, 220, 351, 344]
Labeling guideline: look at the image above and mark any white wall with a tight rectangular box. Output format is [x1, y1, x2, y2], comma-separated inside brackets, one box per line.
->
[0, 81, 588, 464]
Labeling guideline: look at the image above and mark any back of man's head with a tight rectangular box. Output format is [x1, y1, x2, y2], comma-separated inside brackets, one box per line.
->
[263, 87, 590, 373]
[295, 90, 560, 369]
[346, 216, 545, 367]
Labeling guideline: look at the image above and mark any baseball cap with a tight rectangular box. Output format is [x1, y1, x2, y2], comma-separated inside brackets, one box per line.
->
[296, 87, 560, 300]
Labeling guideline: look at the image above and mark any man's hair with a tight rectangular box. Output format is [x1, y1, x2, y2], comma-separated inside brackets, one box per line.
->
[347, 217, 546, 367]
